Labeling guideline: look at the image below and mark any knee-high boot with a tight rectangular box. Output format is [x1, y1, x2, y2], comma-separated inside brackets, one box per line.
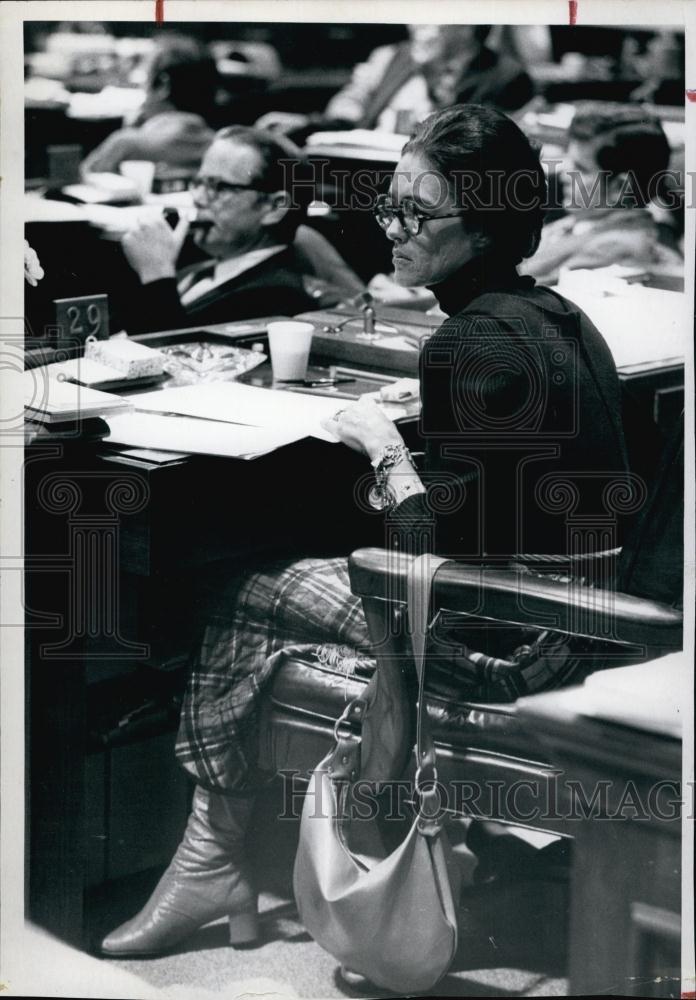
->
[100, 786, 258, 957]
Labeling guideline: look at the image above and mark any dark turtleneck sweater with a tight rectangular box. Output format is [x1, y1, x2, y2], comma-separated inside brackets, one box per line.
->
[387, 255, 629, 559]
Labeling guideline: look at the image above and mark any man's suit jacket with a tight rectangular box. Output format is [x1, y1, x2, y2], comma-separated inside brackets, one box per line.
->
[126, 247, 316, 333]
[326, 43, 533, 131]
[449, 47, 534, 112]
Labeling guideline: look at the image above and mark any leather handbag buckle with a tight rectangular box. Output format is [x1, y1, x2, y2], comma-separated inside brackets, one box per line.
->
[332, 698, 366, 742]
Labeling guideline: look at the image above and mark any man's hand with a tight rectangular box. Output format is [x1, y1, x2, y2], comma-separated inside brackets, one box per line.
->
[321, 396, 404, 463]
[122, 213, 189, 285]
[254, 111, 311, 134]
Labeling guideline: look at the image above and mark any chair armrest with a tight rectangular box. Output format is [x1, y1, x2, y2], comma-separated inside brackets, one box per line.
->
[348, 548, 682, 650]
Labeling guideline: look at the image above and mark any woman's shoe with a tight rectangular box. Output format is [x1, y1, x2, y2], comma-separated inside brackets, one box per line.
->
[100, 786, 259, 957]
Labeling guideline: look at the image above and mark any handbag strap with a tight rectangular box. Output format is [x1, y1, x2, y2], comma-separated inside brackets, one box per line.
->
[408, 554, 448, 786]
[325, 553, 448, 813]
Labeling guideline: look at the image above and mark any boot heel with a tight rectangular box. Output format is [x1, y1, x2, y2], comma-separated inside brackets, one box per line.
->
[228, 910, 259, 947]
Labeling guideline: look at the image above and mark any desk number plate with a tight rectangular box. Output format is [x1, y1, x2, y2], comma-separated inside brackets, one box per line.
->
[54, 294, 109, 346]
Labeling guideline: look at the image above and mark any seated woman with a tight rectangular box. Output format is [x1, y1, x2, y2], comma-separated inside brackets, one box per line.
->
[101, 105, 629, 958]
[521, 102, 683, 285]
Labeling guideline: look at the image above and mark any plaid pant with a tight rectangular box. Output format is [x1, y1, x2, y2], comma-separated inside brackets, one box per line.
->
[175, 555, 595, 794]
[175, 557, 369, 792]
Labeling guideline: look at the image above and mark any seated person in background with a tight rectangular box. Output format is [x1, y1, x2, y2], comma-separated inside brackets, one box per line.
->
[425, 25, 534, 112]
[256, 25, 532, 138]
[80, 35, 219, 176]
[522, 103, 683, 285]
[628, 30, 685, 106]
[121, 127, 320, 332]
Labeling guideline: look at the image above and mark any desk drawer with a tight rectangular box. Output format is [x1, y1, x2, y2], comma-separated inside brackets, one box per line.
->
[86, 732, 190, 887]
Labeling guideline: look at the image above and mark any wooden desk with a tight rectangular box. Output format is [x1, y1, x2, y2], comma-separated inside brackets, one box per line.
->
[25, 345, 396, 945]
[518, 686, 682, 997]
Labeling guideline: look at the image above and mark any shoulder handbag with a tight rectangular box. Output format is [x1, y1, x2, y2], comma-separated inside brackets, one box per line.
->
[293, 554, 461, 994]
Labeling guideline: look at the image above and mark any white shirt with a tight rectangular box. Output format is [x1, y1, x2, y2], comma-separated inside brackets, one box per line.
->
[179, 245, 286, 306]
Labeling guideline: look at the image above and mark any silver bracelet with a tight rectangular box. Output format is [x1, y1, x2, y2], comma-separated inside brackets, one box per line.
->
[368, 443, 414, 511]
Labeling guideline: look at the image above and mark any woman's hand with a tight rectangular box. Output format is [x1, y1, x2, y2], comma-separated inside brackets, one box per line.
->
[122, 213, 189, 285]
[321, 396, 404, 463]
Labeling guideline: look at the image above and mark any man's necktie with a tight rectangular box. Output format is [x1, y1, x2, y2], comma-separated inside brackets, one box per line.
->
[179, 261, 217, 305]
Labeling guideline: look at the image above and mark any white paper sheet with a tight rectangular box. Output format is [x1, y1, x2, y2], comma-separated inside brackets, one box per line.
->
[306, 128, 407, 151]
[555, 277, 685, 369]
[127, 382, 345, 441]
[22, 371, 132, 420]
[105, 412, 319, 459]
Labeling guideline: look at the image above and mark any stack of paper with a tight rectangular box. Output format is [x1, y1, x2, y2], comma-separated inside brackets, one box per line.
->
[126, 382, 343, 440]
[105, 413, 313, 460]
[106, 382, 344, 459]
[23, 373, 132, 424]
[105, 381, 423, 459]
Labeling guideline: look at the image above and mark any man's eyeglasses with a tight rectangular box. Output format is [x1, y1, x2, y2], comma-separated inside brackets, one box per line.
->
[189, 176, 263, 201]
[373, 194, 465, 236]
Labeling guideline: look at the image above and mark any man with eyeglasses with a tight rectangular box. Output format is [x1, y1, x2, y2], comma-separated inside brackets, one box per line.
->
[121, 126, 317, 332]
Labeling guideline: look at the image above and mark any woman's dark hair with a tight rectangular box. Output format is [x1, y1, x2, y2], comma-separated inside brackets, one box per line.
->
[214, 125, 310, 241]
[569, 102, 671, 207]
[402, 104, 547, 263]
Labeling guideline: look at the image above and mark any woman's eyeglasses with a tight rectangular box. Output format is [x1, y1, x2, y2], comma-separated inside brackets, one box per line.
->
[372, 194, 465, 236]
[189, 176, 263, 201]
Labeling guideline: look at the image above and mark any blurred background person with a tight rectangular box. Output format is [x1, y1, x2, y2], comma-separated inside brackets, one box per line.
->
[256, 24, 532, 139]
[425, 25, 534, 112]
[522, 103, 682, 285]
[80, 34, 219, 175]
[627, 30, 685, 105]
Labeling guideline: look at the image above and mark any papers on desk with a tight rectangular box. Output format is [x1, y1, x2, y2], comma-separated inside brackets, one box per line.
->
[525, 102, 575, 131]
[64, 172, 141, 205]
[126, 382, 343, 442]
[24, 192, 193, 233]
[25, 193, 89, 224]
[22, 372, 133, 424]
[576, 651, 687, 738]
[306, 129, 408, 153]
[106, 379, 420, 459]
[105, 412, 311, 460]
[104, 382, 344, 458]
[555, 269, 685, 370]
[67, 85, 144, 121]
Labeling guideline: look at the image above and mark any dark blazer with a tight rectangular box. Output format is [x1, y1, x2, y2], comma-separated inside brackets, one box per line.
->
[389, 258, 629, 558]
[449, 47, 534, 112]
[126, 247, 316, 333]
[356, 44, 533, 128]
